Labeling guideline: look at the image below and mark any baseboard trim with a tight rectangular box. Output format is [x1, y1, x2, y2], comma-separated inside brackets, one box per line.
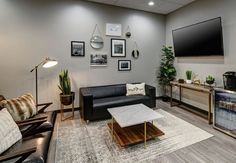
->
[55, 107, 80, 113]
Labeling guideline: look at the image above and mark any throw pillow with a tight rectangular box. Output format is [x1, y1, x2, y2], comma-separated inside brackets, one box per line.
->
[126, 83, 146, 96]
[0, 93, 37, 121]
[0, 108, 22, 154]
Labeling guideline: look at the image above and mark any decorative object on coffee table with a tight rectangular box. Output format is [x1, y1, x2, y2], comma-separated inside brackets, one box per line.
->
[107, 104, 164, 148]
[157, 46, 176, 102]
[58, 69, 74, 121]
[71, 41, 85, 56]
[118, 60, 131, 71]
[111, 39, 126, 57]
[186, 70, 192, 84]
[30, 57, 58, 109]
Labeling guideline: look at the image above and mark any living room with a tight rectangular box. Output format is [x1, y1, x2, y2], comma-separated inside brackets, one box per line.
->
[0, 0, 236, 162]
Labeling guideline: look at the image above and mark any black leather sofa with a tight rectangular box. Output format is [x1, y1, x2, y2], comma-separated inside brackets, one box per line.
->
[79, 83, 156, 121]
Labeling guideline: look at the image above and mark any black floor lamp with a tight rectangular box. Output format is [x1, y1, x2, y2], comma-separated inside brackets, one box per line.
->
[30, 57, 58, 109]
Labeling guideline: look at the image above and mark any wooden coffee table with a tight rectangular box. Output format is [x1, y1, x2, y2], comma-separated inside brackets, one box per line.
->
[107, 104, 164, 148]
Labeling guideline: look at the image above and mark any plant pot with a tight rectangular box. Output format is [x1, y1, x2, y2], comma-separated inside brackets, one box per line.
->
[206, 80, 214, 85]
[186, 80, 192, 84]
[60, 92, 75, 106]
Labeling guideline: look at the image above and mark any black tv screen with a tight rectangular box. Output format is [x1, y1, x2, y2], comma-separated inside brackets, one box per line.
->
[172, 17, 224, 57]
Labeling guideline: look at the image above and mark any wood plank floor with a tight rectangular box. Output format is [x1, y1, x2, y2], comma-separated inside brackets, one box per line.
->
[47, 100, 236, 163]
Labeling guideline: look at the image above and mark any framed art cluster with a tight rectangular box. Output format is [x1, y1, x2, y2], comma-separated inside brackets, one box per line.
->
[71, 23, 136, 71]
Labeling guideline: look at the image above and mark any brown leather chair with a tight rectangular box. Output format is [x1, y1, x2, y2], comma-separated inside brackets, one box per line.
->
[0, 118, 51, 163]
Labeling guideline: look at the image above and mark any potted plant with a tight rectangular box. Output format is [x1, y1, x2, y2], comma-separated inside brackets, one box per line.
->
[206, 75, 215, 85]
[157, 46, 176, 101]
[58, 69, 75, 105]
[186, 70, 192, 84]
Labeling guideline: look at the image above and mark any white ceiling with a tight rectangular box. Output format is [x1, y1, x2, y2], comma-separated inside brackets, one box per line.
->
[87, 0, 195, 14]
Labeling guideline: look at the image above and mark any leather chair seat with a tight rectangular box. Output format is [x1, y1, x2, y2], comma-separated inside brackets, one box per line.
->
[4, 131, 52, 163]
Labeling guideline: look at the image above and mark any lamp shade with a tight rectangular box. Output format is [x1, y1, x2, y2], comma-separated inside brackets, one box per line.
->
[42, 57, 58, 68]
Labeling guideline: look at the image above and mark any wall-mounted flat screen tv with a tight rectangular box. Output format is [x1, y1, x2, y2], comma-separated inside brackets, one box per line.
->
[172, 17, 224, 57]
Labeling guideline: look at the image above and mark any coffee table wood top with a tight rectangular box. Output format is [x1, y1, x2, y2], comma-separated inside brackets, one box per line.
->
[107, 104, 163, 128]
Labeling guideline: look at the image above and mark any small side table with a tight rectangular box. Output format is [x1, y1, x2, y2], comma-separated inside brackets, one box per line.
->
[60, 95, 75, 121]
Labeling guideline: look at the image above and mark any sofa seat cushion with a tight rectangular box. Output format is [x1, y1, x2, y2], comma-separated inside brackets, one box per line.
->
[93, 95, 150, 110]
[4, 131, 52, 163]
[20, 111, 56, 135]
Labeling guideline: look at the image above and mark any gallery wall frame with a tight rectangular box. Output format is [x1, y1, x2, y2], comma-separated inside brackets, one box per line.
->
[111, 39, 126, 57]
[71, 41, 85, 57]
[106, 23, 122, 36]
[90, 53, 108, 66]
[118, 60, 131, 71]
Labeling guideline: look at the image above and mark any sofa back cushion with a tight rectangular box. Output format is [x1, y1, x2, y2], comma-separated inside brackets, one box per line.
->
[0, 93, 37, 121]
[0, 108, 22, 154]
[90, 84, 126, 99]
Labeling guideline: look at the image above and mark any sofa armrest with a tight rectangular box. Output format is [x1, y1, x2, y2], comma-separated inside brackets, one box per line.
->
[0, 147, 36, 162]
[79, 88, 93, 121]
[145, 84, 156, 108]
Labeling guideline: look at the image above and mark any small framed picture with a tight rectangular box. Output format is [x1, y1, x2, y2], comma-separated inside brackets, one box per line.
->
[90, 54, 108, 66]
[106, 23, 122, 36]
[111, 39, 126, 57]
[118, 60, 131, 71]
[71, 41, 85, 57]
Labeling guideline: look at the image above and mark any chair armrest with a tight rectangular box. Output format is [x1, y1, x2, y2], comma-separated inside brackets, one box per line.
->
[18, 119, 47, 128]
[0, 147, 36, 162]
[18, 119, 47, 137]
[16, 115, 48, 124]
[36, 102, 53, 113]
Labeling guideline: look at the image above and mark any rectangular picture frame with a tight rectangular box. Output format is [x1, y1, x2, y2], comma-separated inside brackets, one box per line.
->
[106, 23, 122, 36]
[71, 41, 85, 57]
[111, 39, 126, 57]
[118, 60, 131, 71]
[90, 53, 108, 66]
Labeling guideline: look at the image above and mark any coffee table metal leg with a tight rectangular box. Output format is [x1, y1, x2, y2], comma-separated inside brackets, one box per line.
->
[144, 121, 146, 148]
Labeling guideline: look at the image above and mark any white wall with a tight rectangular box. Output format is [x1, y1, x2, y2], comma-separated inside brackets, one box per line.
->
[166, 0, 236, 111]
[0, 0, 165, 110]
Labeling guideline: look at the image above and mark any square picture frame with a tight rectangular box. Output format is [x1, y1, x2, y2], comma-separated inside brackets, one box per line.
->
[111, 39, 126, 57]
[118, 60, 131, 71]
[90, 53, 108, 66]
[71, 41, 85, 57]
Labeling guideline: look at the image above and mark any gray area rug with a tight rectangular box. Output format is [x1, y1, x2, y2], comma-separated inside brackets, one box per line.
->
[55, 109, 213, 163]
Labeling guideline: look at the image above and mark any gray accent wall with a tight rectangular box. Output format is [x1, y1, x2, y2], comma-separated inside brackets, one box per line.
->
[0, 0, 165, 110]
[166, 0, 236, 111]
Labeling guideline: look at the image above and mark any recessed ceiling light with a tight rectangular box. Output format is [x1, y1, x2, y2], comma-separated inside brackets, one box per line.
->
[148, 1, 155, 6]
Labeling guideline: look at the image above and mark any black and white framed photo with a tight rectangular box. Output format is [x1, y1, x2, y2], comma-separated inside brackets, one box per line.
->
[111, 39, 126, 57]
[90, 54, 108, 66]
[71, 41, 85, 57]
[118, 60, 131, 71]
